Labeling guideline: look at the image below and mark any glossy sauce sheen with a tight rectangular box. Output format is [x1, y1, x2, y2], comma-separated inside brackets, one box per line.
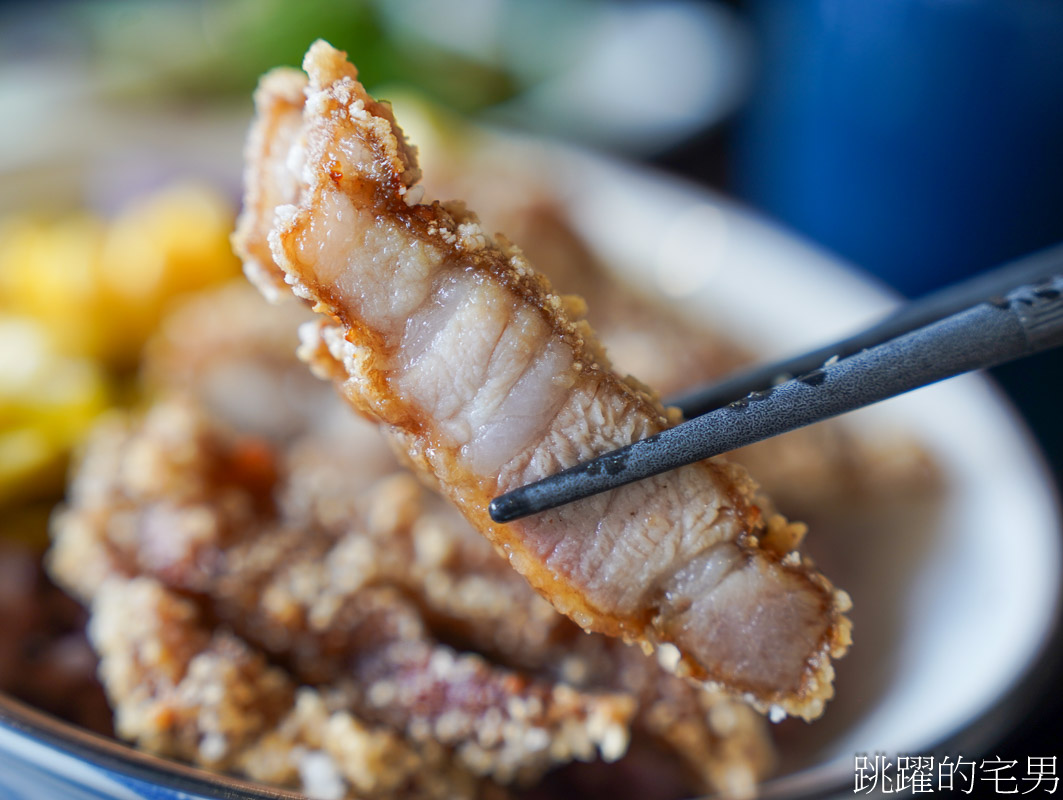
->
[234, 40, 852, 721]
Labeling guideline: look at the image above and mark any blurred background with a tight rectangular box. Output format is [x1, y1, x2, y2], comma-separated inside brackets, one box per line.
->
[1, 0, 1061, 794]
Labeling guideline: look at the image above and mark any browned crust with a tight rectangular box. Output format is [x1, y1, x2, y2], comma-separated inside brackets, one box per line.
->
[232, 67, 307, 300]
[248, 40, 852, 721]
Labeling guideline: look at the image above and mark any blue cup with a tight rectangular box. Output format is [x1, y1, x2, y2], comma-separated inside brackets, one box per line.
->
[734, 0, 1063, 297]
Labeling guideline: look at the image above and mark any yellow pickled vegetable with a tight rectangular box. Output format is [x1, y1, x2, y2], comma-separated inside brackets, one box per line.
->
[0, 182, 241, 368]
[0, 316, 109, 507]
[0, 181, 241, 513]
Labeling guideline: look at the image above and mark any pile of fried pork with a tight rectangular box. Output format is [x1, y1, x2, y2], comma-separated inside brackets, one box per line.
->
[48, 40, 937, 800]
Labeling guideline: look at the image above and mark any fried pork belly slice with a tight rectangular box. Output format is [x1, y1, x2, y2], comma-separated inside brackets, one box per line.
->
[306, 591, 635, 785]
[619, 649, 772, 799]
[88, 576, 293, 769]
[50, 397, 635, 784]
[238, 686, 496, 800]
[400, 102, 939, 526]
[88, 577, 489, 800]
[280, 441, 580, 670]
[417, 140, 939, 521]
[237, 41, 851, 719]
[48, 400, 281, 604]
[519, 618, 770, 798]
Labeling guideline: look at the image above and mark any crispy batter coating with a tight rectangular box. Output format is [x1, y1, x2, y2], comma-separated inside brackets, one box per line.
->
[50, 281, 776, 798]
[234, 40, 850, 720]
[89, 576, 492, 800]
[52, 397, 635, 785]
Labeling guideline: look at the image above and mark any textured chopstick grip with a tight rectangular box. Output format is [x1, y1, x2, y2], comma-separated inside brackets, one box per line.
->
[1011, 279, 1063, 351]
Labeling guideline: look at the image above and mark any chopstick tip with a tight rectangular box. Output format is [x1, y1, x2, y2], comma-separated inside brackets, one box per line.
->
[488, 492, 526, 524]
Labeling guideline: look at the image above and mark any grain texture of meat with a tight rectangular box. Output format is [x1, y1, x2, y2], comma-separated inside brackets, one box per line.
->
[234, 41, 851, 721]
[408, 123, 938, 522]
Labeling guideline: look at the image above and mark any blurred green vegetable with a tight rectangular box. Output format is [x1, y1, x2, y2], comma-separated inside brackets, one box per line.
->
[79, 0, 521, 112]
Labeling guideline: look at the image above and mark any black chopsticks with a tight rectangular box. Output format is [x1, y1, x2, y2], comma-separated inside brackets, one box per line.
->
[668, 242, 1063, 418]
[488, 244, 1063, 524]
